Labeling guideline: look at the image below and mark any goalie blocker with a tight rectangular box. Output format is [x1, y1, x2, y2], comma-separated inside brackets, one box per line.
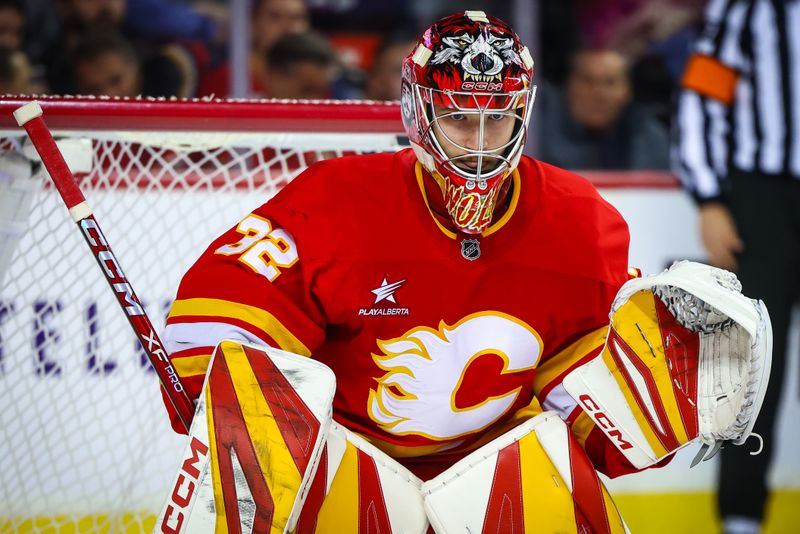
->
[563, 261, 772, 469]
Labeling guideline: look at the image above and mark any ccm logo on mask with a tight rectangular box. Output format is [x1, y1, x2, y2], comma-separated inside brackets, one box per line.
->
[461, 81, 503, 91]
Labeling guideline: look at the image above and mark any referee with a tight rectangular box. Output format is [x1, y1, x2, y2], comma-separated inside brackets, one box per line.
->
[673, 1, 799, 533]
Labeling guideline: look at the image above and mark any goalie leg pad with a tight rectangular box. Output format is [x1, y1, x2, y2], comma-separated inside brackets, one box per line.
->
[157, 340, 336, 534]
[421, 412, 629, 534]
[296, 422, 428, 533]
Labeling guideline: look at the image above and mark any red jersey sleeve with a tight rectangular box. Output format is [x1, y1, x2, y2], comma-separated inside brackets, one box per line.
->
[160, 166, 329, 433]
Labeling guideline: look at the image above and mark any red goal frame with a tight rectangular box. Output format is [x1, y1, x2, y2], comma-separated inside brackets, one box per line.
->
[0, 96, 405, 133]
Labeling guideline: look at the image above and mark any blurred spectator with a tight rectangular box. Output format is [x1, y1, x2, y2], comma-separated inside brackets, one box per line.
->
[56, 0, 125, 40]
[198, 0, 309, 97]
[124, 0, 226, 47]
[254, 0, 309, 56]
[46, 0, 212, 96]
[0, 0, 24, 51]
[142, 43, 198, 98]
[308, 0, 415, 76]
[603, 1, 702, 77]
[52, 0, 223, 45]
[310, 0, 416, 34]
[577, 0, 696, 55]
[365, 33, 417, 101]
[0, 46, 31, 94]
[536, 49, 669, 170]
[19, 0, 60, 71]
[573, 0, 704, 124]
[71, 30, 141, 97]
[265, 31, 336, 99]
[70, 29, 196, 98]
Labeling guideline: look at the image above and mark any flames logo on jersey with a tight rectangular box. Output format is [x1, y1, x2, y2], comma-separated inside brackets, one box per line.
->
[367, 312, 543, 441]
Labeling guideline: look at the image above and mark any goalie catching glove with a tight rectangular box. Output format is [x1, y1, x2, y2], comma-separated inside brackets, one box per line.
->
[564, 261, 772, 469]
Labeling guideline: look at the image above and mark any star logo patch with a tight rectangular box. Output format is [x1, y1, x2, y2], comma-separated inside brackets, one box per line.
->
[371, 277, 406, 304]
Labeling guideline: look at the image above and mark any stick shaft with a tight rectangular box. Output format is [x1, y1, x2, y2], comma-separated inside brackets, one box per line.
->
[15, 101, 194, 431]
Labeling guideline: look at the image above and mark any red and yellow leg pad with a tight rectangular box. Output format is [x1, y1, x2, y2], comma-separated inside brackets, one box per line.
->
[157, 341, 335, 534]
[422, 412, 628, 534]
[293, 423, 428, 533]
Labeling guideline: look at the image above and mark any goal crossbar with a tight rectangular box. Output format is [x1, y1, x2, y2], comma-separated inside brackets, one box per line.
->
[0, 96, 405, 134]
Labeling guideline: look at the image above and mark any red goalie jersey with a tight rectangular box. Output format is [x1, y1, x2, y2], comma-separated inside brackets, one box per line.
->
[163, 148, 639, 479]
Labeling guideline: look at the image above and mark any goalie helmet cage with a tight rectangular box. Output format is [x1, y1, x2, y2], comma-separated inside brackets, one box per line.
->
[0, 96, 404, 533]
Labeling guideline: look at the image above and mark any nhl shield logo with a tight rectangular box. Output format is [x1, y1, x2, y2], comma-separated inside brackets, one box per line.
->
[461, 239, 481, 261]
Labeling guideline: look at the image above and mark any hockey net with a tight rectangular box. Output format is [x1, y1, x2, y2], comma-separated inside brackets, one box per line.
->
[0, 96, 405, 533]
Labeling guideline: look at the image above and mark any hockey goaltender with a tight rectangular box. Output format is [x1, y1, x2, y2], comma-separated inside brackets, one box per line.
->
[155, 11, 773, 534]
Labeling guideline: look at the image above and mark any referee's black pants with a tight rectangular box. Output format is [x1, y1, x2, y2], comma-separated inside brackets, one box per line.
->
[719, 168, 800, 521]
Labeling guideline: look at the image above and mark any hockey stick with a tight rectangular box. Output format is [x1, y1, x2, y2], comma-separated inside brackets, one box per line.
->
[14, 101, 194, 432]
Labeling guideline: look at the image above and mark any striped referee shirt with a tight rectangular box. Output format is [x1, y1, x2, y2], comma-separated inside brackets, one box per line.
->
[673, 0, 800, 202]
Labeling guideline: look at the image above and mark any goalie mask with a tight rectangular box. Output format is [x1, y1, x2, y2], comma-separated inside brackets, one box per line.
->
[401, 11, 536, 234]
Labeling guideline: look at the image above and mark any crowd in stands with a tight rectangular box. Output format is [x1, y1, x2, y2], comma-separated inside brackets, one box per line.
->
[1, 0, 709, 171]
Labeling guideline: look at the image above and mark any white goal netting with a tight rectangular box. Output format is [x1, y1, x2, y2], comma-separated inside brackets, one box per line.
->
[0, 98, 405, 533]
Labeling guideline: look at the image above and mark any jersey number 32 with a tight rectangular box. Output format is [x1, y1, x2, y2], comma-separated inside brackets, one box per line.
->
[215, 214, 298, 281]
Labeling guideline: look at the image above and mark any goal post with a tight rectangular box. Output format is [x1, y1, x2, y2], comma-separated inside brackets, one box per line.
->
[0, 96, 406, 533]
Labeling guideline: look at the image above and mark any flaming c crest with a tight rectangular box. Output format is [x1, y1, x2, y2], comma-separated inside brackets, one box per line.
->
[367, 312, 542, 441]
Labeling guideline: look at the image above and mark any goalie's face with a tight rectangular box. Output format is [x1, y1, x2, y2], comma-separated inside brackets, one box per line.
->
[431, 104, 518, 174]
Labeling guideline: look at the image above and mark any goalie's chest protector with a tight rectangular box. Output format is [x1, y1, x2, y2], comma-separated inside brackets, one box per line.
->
[269, 149, 630, 454]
